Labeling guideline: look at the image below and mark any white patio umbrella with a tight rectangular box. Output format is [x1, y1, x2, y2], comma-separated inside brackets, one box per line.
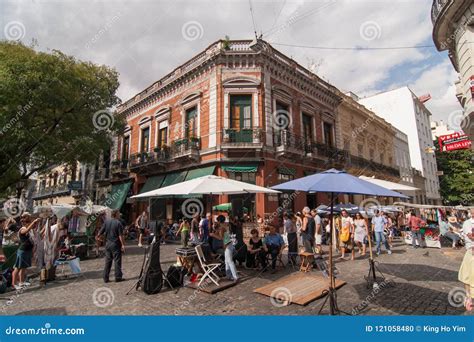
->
[359, 176, 419, 192]
[131, 175, 280, 198]
[131, 175, 279, 221]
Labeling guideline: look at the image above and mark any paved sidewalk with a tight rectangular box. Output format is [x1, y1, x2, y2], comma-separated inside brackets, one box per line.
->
[1, 238, 472, 316]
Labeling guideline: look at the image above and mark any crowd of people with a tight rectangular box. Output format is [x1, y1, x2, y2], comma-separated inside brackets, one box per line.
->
[1, 203, 472, 311]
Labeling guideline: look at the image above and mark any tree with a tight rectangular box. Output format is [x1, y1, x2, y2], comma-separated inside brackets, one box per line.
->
[434, 140, 474, 205]
[0, 41, 124, 195]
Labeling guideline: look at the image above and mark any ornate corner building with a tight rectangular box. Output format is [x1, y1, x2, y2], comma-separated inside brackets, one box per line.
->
[110, 39, 401, 222]
[432, 0, 474, 141]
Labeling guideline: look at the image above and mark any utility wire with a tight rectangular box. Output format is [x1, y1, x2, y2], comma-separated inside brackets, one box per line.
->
[249, 0, 258, 40]
[271, 42, 439, 51]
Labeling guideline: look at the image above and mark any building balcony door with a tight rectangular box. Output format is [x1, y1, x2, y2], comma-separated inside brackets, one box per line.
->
[229, 95, 252, 143]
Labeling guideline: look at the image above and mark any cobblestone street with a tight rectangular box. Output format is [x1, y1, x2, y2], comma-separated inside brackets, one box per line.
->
[1, 237, 472, 316]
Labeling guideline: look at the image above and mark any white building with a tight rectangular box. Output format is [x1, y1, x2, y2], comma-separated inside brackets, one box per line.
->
[359, 86, 441, 205]
[431, 120, 455, 140]
[432, 0, 474, 142]
[392, 127, 414, 186]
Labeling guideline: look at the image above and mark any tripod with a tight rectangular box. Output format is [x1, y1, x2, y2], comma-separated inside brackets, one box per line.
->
[365, 229, 385, 289]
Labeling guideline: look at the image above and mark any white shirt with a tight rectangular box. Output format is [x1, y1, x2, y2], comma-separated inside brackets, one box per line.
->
[462, 218, 473, 250]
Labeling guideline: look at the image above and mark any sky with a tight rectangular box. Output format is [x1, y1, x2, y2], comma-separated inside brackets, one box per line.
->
[1, 0, 462, 123]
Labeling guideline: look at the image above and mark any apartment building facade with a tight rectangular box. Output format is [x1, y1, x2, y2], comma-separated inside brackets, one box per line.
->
[111, 39, 401, 222]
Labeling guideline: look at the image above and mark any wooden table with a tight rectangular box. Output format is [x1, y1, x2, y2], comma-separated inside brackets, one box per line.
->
[299, 252, 314, 272]
[177, 255, 197, 274]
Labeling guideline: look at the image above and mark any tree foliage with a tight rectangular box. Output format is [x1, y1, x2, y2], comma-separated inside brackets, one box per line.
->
[0, 41, 123, 195]
[434, 140, 474, 205]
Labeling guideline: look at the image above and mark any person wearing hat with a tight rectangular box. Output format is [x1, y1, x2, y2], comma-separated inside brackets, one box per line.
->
[12, 213, 41, 290]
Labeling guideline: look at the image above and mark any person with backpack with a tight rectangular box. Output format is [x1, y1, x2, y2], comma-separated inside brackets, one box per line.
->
[11, 213, 40, 290]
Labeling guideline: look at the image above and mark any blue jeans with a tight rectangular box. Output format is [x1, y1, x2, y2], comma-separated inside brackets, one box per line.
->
[374, 231, 390, 253]
[411, 230, 422, 247]
[225, 245, 238, 280]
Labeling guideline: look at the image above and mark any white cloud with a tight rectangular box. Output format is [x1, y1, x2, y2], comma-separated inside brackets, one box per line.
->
[1, 0, 460, 121]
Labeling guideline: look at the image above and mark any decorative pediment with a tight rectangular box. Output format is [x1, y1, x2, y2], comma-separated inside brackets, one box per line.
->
[155, 105, 171, 120]
[223, 77, 260, 88]
[180, 91, 202, 105]
[138, 116, 152, 126]
[272, 85, 292, 101]
[300, 99, 317, 114]
[123, 125, 132, 134]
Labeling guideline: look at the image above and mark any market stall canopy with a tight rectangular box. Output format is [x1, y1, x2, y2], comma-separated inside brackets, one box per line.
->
[359, 176, 419, 193]
[131, 175, 279, 199]
[272, 169, 409, 198]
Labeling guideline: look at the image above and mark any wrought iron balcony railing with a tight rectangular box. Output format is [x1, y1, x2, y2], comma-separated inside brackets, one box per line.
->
[222, 128, 263, 144]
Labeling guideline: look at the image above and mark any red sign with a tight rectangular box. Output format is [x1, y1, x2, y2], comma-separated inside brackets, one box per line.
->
[438, 132, 471, 152]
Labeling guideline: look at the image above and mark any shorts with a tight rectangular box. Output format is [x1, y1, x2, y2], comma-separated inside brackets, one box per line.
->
[315, 234, 322, 245]
[14, 249, 32, 269]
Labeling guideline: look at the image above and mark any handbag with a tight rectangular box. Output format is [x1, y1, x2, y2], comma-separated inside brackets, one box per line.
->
[340, 226, 350, 243]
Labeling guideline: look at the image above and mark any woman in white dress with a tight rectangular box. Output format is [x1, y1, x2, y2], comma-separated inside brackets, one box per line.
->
[353, 212, 368, 256]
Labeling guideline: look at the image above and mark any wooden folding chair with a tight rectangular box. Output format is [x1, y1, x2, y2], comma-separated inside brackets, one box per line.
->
[195, 245, 220, 286]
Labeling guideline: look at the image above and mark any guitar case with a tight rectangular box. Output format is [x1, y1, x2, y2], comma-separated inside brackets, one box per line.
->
[142, 241, 163, 295]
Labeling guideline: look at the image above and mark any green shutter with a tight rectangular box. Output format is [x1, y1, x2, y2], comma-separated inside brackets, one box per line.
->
[222, 165, 258, 173]
[106, 181, 132, 210]
[185, 166, 215, 181]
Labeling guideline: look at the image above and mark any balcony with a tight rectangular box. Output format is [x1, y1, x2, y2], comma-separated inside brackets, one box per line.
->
[312, 142, 349, 166]
[111, 159, 130, 176]
[347, 155, 400, 178]
[128, 148, 171, 172]
[221, 128, 264, 150]
[32, 183, 70, 199]
[273, 130, 312, 157]
[170, 137, 200, 161]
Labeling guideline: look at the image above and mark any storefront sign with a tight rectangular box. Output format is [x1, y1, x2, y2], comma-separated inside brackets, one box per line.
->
[438, 132, 471, 152]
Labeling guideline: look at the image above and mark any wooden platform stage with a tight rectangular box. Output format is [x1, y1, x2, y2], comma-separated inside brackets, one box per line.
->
[254, 272, 346, 306]
[186, 274, 251, 294]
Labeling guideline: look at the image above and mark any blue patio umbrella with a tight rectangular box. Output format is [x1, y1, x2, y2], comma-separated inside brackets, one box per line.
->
[271, 169, 407, 315]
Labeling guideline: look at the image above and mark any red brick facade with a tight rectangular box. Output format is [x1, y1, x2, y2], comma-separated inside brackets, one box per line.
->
[112, 39, 399, 223]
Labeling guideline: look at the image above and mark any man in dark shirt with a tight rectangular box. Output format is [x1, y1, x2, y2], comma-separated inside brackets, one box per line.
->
[98, 210, 125, 283]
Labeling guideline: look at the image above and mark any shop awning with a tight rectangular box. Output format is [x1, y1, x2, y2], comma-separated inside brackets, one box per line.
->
[222, 165, 258, 173]
[278, 166, 297, 175]
[185, 166, 216, 181]
[139, 175, 165, 194]
[161, 171, 188, 188]
[107, 181, 132, 210]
